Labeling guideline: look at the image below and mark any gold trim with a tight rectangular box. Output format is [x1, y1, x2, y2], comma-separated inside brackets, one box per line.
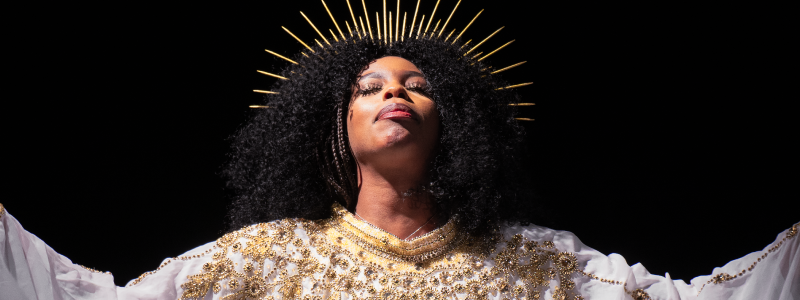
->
[697, 223, 800, 296]
[327, 202, 463, 263]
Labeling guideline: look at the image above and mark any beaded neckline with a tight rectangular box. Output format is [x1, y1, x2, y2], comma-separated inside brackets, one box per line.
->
[327, 202, 464, 263]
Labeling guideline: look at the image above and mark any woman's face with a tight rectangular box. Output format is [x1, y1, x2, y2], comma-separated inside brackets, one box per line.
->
[347, 56, 440, 172]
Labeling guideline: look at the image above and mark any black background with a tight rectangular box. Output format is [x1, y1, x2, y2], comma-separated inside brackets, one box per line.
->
[5, 0, 796, 287]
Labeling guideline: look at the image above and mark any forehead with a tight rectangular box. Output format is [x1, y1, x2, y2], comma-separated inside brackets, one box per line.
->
[361, 56, 421, 74]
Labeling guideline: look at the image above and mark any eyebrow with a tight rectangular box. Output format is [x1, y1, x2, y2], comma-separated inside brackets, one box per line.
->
[358, 70, 426, 82]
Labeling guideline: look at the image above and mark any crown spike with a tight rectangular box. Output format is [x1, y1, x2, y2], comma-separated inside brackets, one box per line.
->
[362, 0, 373, 41]
[438, 0, 461, 37]
[496, 82, 533, 90]
[329, 29, 340, 42]
[265, 49, 299, 65]
[396, 0, 401, 42]
[465, 26, 504, 55]
[416, 15, 426, 38]
[346, 21, 357, 39]
[315, 39, 326, 48]
[514, 118, 535, 121]
[301, 52, 310, 58]
[300, 11, 331, 46]
[346, 0, 361, 37]
[471, 51, 483, 59]
[444, 29, 455, 42]
[376, 12, 382, 42]
[282, 27, 316, 53]
[321, 0, 347, 41]
[383, 0, 387, 44]
[424, 0, 440, 36]
[459, 39, 471, 49]
[453, 9, 483, 44]
[389, 12, 393, 43]
[249, 105, 270, 108]
[410, 0, 421, 38]
[429, 19, 440, 38]
[478, 40, 514, 61]
[257, 70, 289, 80]
[508, 103, 535, 106]
[402, 12, 407, 41]
[253, 90, 279, 94]
[491, 61, 526, 74]
[360, 16, 370, 40]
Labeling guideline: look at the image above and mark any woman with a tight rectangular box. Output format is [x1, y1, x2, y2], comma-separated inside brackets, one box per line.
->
[2, 1, 797, 299]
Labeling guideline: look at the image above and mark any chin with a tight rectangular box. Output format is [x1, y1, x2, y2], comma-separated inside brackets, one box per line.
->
[380, 125, 414, 147]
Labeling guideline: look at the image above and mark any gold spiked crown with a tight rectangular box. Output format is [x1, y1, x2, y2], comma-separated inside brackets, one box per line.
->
[251, 0, 534, 121]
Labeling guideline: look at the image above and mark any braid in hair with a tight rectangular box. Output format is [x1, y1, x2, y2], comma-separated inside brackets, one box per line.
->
[324, 129, 350, 206]
[336, 101, 359, 205]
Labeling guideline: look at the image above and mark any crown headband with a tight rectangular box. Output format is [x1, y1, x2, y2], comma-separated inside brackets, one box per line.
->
[250, 0, 535, 121]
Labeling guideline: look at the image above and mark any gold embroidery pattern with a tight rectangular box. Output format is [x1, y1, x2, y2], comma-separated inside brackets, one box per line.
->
[79, 264, 111, 275]
[178, 204, 597, 300]
[127, 245, 218, 286]
[697, 222, 799, 296]
[0, 203, 5, 219]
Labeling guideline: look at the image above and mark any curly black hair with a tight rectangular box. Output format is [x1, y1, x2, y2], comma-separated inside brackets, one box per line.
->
[223, 28, 541, 237]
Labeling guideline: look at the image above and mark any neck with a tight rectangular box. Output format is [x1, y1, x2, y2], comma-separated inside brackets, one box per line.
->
[354, 165, 438, 240]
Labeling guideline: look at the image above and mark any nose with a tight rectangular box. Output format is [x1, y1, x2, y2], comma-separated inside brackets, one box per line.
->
[383, 86, 408, 101]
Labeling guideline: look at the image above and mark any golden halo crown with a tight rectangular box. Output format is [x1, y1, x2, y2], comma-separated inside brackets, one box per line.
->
[250, 0, 534, 121]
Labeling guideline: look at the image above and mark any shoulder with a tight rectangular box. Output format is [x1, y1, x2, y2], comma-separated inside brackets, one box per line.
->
[215, 217, 324, 250]
[499, 222, 595, 254]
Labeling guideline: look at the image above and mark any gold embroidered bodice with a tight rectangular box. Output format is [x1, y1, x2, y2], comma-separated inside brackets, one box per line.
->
[171, 203, 634, 300]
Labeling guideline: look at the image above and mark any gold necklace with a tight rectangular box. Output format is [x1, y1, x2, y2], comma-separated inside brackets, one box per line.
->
[355, 211, 434, 241]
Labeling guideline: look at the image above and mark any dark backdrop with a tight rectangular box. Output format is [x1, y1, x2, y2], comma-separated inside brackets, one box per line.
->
[6, 0, 796, 286]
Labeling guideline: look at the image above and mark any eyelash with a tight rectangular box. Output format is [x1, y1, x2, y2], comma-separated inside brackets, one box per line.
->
[357, 83, 429, 97]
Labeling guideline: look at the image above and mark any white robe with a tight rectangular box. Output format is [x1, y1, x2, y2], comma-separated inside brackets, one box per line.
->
[1, 205, 797, 300]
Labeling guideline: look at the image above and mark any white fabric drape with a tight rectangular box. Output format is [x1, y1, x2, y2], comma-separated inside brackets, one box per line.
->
[2, 207, 797, 300]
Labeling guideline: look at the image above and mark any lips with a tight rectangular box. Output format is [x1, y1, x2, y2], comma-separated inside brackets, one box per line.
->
[376, 103, 416, 121]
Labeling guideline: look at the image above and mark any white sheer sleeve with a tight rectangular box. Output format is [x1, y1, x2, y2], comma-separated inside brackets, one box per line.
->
[517, 221, 799, 300]
[0, 205, 219, 300]
[0, 206, 118, 300]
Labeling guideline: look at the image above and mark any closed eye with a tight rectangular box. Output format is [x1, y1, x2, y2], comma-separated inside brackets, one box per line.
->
[406, 83, 430, 97]
[357, 84, 383, 97]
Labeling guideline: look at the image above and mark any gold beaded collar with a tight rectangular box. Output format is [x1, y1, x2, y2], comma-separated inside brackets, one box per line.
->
[326, 202, 464, 263]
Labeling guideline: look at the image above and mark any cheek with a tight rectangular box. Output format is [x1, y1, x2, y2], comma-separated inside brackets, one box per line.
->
[346, 103, 371, 150]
